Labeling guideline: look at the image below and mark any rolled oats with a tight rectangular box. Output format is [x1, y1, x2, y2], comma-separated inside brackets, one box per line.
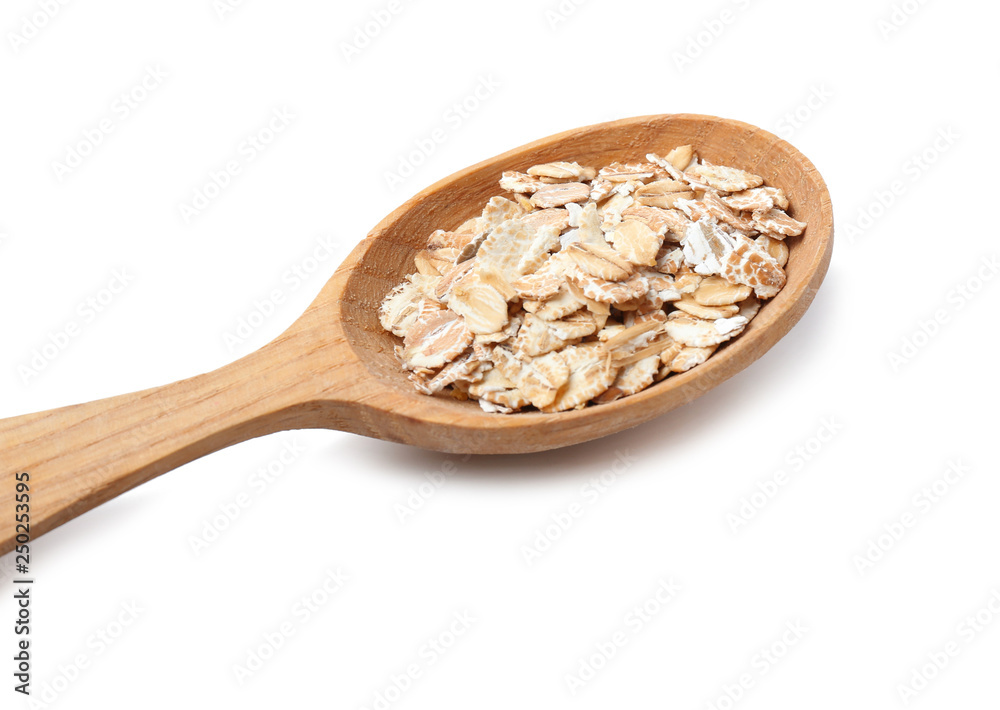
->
[528, 161, 597, 181]
[686, 162, 764, 192]
[610, 220, 662, 267]
[663, 311, 748, 348]
[721, 188, 773, 213]
[692, 275, 753, 306]
[594, 356, 660, 403]
[499, 171, 549, 194]
[755, 234, 789, 268]
[402, 310, 473, 370]
[565, 242, 633, 282]
[448, 275, 509, 335]
[540, 343, 617, 413]
[668, 345, 718, 373]
[673, 295, 740, 320]
[530, 182, 592, 208]
[380, 146, 807, 412]
[598, 162, 666, 183]
[524, 284, 587, 321]
[663, 144, 696, 172]
[752, 207, 807, 238]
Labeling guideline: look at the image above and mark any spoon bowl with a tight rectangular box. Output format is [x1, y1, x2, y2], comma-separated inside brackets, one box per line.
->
[0, 114, 832, 552]
[332, 112, 833, 448]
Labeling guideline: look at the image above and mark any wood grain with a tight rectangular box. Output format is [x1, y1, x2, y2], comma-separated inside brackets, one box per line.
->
[0, 114, 833, 553]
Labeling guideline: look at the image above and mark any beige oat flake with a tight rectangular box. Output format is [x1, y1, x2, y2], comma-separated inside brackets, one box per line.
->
[687, 162, 764, 192]
[530, 182, 591, 209]
[528, 161, 597, 181]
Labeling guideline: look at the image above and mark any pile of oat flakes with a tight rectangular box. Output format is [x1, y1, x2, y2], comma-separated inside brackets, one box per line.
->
[379, 145, 806, 413]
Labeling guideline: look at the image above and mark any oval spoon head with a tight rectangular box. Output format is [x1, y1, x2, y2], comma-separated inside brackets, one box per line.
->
[305, 114, 833, 454]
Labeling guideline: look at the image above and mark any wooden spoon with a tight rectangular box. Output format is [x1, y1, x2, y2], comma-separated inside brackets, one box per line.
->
[0, 114, 833, 553]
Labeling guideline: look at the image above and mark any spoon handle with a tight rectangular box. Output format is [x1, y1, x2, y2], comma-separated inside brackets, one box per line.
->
[0, 337, 338, 555]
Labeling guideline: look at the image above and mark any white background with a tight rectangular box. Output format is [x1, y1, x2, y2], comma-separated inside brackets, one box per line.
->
[2, 0, 999, 708]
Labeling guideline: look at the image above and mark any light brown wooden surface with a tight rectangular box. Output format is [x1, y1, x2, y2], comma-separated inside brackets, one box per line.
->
[0, 114, 833, 554]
